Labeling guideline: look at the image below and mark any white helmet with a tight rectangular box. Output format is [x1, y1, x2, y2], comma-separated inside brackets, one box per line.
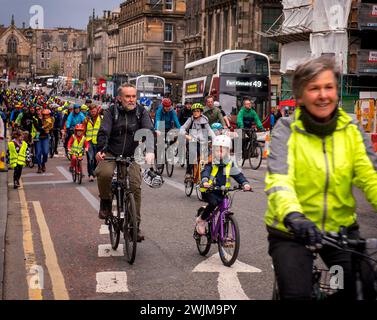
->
[212, 135, 232, 149]
[214, 101, 220, 108]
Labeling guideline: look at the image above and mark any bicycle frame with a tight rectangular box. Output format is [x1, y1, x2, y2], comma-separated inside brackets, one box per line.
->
[209, 195, 232, 243]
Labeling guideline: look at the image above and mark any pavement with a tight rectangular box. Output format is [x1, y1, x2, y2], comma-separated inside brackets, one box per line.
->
[0, 138, 8, 299]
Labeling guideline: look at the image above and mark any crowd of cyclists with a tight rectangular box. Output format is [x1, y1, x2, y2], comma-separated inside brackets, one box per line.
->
[1, 54, 377, 300]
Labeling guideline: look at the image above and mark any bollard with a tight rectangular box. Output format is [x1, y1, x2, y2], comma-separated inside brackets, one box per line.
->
[263, 131, 270, 159]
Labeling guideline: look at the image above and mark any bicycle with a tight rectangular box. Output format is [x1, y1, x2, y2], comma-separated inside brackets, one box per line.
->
[26, 144, 35, 168]
[104, 155, 138, 265]
[241, 128, 263, 170]
[193, 186, 252, 267]
[272, 228, 377, 300]
[184, 139, 211, 201]
[154, 132, 178, 177]
[70, 149, 84, 184]
[49, 131, 56, 158]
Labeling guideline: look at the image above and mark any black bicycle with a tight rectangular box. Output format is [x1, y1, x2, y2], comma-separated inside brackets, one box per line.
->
[272, 228, 377, 300]
[49, 131, 56, 158]
[241, 128, 263, 170]
[104, 155, 138, 265]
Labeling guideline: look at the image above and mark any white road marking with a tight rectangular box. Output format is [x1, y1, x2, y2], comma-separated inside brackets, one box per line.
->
[193, 254, 261, 300]
[76, 186, 100, 211]
[22, 173, 54, 178]
[56, 166, 72, 181]
[96, 272, 129, 293]
[20, 180, 71, 186]
[98, 244, 124, 257]
[100, 225, 109, 235]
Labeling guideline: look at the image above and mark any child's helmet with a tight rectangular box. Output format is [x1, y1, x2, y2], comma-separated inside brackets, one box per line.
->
[211, 122, 223, 131]
[74, 124, 85, 132]
[212, 135, 232, 149]
[191, 103, 204, 111]
[42, 109, 51, 116]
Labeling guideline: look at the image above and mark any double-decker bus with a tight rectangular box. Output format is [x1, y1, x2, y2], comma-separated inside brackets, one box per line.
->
[129, 75, 166, 112]
[183, 50, 271, 127]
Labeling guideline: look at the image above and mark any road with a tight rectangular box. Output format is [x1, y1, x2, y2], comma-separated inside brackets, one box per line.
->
[2, 140, 376, 300]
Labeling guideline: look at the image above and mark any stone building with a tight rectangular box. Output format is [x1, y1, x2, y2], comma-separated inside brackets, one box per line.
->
[0, 16, 35, 80]
[183, 0, 282, 106]
[117, 0, 186, 101]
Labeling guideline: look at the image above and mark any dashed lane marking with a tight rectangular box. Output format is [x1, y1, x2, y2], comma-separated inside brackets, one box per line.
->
[18, 180, 43, 300]
[32, 201, 70, 300]
[76, 186, 100, 211]
[56, 166, 73, 181]
[98, 244, 124, 257]
[96, 272, 129, 293]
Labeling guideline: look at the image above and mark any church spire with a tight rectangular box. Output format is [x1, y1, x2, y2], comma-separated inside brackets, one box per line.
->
[11, 14, 15, 26]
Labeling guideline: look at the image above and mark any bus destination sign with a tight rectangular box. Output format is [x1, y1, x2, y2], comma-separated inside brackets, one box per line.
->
[220, 76, 268, 94]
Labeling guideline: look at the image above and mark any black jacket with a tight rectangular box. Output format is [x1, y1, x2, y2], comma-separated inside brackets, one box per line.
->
[178, 108, 192, 126]
[97, 102, 154, 157]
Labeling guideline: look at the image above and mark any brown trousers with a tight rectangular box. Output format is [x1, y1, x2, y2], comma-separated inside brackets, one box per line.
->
[95, 154, 142, 223]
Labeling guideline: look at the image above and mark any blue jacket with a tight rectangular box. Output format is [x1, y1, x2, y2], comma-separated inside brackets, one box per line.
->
[65, 111, 85, 130]
[154, 105, 181, 130]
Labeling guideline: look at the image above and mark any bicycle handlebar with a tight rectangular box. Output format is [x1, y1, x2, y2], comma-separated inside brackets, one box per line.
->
[201, 185, 253, 192]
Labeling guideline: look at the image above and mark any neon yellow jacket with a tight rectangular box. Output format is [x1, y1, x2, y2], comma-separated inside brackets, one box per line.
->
[8, 140, 28, 168]
[265, 107, 377, 234]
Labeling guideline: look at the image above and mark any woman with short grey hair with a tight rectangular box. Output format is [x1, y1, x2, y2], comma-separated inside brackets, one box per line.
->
[264, 55, 377, 300]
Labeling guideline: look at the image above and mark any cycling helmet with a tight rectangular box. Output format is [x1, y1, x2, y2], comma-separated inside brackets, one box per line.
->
[211, 122, 223, 131]
[162, 98, 172, 108]
[73, 104, 81, 109]
[42, 109, 51, 116]
[81, 104, 89, 111]
[74, 124, 85, 132]
[191, 103, 204, 111]
[214, 101, 220, 108]
[212, 135, 232, 149]
[142, 168, 164, 188]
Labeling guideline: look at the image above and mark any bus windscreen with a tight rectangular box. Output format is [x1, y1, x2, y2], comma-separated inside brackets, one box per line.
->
[220, 53, 269, 76]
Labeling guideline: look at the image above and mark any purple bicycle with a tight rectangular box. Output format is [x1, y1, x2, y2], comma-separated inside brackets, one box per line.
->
[193, 186, 252, 267]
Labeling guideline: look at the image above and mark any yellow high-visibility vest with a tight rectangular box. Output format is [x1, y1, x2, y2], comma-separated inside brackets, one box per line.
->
[70, 136, 86, 156]
[86, 116, 101, 145]
[8, 140, 28, 168]
[200, 162, 232, 192]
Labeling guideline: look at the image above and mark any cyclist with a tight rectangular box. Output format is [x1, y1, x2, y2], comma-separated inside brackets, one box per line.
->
[214, 101, 231, 129]
[95, 83, 155, 242]
[84, 104, 101, 182]
[265, 56, 377, 300]
[34, 109, 54, 173]
[178, 100, 192, 126]
[204, 95, 226, 128]
[68, 124, 89, 174]
[63, 104, 85, 156]
[196, 135, 251, 234]
[154, 97, 181, 134]
[237, 98, 265, 156]
[180, 103, 216, 182]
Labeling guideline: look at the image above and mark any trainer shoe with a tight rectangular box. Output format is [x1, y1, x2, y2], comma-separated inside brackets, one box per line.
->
[195, 217, 206, 235]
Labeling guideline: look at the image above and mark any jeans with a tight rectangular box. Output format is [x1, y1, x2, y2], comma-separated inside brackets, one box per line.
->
[86, 142, 98, 177]
[35, 136, 49, 166]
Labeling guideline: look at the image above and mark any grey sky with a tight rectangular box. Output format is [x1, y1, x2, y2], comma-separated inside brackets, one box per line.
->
[0, 0, 121, 30]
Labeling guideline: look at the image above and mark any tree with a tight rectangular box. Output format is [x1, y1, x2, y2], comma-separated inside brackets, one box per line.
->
[50, 61, 60, 77]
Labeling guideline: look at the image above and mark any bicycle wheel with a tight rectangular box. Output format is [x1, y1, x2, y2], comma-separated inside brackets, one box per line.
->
[248, 145, 263, 170]
[185, 179, 193, 197]
[77, 161, 82, 184]
[109, 193, 121, 250]
[72, 165, 77, 182]
[194, 221, 212, 256]
[123, 193, 137, 265]
[196, 185, 203, 201]
[241, 142, 250, 167]
[218, 215, 240, 267]
[154, 157, 164, 175]
[27, 148, 35, 168]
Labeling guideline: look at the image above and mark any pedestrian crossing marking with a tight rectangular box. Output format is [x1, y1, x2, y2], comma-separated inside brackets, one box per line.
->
[96, 272, 129, 293]
[98, 244, 124, 257]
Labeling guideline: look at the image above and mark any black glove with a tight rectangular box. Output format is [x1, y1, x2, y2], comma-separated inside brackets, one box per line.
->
[284, 212, 322, 248]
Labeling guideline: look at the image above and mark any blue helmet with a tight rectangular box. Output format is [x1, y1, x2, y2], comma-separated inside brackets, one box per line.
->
[73, 104, 81, 109]
[211, 122, 223, 131]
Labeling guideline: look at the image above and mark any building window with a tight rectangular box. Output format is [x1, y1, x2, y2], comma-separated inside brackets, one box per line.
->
[47, 52, 51, 59]
[41, 42, 44, 49]
[165, 0, 173, 10]
[262, 7, 282, 61]
[7, 37, 17, 54]
[41, 52, 45, 59]
[164, 23, 173, 42]
[63, 42, 68, 50]
[46, 61, 50, 69]
[47, 42, 51, 49]
[41, 61, 45, 69]
[163, 51, 173, 72]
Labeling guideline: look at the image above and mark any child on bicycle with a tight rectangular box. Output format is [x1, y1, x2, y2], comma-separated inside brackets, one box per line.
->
[67, 124, 89, 173]
[196, 135, 251, 235]
[8, 129, 28, 189]
[180, 103, 216, 182]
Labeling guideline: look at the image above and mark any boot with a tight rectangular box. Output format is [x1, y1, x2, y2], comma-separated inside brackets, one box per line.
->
[37, 166, 42, 174]
[137, 223, 144, 242]
[42, 164, 46, 172]
[98, 199, 112, 220]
